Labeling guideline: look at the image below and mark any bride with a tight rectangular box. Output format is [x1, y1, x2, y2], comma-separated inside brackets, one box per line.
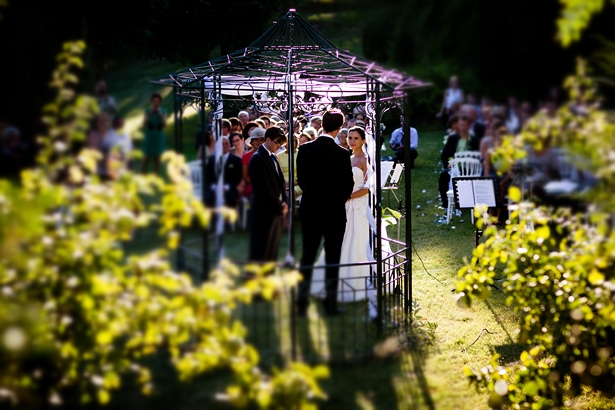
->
[311, 126, 377, 318]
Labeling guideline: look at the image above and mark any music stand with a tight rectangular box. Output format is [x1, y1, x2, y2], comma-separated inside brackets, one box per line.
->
[452, 177, 502, 246]
[382, 163, 405, 241]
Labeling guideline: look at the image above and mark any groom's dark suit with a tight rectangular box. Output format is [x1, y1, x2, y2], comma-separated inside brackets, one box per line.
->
[297, 134, 354, 315]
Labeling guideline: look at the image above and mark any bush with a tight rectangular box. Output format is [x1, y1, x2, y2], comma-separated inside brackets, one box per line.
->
[0, 41, 327, 409]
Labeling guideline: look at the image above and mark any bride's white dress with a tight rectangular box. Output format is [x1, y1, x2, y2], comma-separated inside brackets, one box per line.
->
[310, 166, 377, 317]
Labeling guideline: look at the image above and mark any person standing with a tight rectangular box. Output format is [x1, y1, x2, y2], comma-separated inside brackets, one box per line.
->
[248, 126, 289, 263]
[389, 120, 419, 167]
[204, 137, 243, 208]
[437, 76, 464, 121]
[296, 109, 354, 316]
[95, 81, 117, 117]
[141, 93, 167, 175]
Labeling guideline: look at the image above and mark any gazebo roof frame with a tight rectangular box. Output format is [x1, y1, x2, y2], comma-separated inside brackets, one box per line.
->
[152, 9, 429, 96]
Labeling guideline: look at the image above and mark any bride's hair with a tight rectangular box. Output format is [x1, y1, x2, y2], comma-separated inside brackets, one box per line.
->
[348, 126, 371, 166]
[348, 125, 365, 140]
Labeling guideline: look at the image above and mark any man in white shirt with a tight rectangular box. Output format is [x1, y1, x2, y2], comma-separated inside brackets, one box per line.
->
[389, 120, 418, 167]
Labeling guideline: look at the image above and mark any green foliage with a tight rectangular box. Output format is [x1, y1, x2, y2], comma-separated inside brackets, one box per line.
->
[557, 0, 609, 47]
[404, 300, 438, 351]
[0, 41, 327, 408]
[0, 0, 7, 20]
[456, 63, 615, 408]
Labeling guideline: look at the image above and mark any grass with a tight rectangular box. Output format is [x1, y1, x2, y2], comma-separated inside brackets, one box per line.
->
[101, 53, 523, 408]
[99, 55, 611, 410]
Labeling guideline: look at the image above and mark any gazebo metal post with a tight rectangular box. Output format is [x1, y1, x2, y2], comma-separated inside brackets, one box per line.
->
[286, 15, 297, 360]
[375, 83, 383, 336]
[178, 98, 184, 154]
[403, 92, 413, 317]
[200, 82, 210, 281]
[287, 85, 297, 361]
[174, 87, 186, 272]
[287, 84, 295, 260]
[173, 87, 180, 152]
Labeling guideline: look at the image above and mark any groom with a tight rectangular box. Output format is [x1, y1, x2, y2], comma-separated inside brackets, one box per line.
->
[296, 109, 354, 316]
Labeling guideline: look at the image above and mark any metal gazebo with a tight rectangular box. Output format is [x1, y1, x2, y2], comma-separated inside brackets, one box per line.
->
[153, 9, 429, 360]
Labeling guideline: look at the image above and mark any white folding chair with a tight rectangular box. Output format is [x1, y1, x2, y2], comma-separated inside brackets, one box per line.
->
[446, 157, 482, 223]
[380, 161, 395, 188]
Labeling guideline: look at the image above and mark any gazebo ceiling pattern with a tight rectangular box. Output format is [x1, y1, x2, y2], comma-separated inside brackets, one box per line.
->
[152, 10, 428, 95]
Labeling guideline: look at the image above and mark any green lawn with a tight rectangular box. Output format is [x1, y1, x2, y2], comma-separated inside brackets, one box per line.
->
[102, 56, 520, 408]
[100, 58, 613, 409]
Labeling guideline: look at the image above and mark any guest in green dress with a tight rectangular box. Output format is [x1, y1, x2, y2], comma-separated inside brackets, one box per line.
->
[141, 93, 167, 175]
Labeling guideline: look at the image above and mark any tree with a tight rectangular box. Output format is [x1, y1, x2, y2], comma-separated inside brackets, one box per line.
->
[0, 41, 327, 409]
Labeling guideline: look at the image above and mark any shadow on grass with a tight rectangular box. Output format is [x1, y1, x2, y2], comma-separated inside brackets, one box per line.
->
[485, 300, 525, 365]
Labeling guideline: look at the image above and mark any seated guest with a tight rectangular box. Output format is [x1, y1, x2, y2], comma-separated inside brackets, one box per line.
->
[389, 120, 419, 167]
[482, 123, 507, 177]
[523, 141, 561, 193]
[204, 137, 243, 208]
[438, 115, 478, 208]
[480, 120, 504, 172]
[444, 114, 459, 144]
[460, 104, 485, 147]
[506, 96, 520, 134]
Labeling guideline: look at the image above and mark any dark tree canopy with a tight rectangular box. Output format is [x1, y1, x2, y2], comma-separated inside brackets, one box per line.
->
[0, 0, 303, 141]
[363, 0, 615, 106]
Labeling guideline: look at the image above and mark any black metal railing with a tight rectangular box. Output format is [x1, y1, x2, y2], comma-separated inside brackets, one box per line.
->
[176, 236, 409, 365]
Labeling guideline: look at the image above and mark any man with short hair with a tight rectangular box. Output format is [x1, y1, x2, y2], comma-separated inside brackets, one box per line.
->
[220, 118, 232, 138]
[389, 120, 419, 167]
[248, 126, 289, 263]
[297, 109, 354, 316]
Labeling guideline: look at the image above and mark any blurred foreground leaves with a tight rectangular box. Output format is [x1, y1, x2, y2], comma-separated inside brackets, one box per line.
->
[456, 61, 615, 408]
[0, 41, 326, 409]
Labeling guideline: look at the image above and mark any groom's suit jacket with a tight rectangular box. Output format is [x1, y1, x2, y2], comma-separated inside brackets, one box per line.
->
[297, 135, 354, 222]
